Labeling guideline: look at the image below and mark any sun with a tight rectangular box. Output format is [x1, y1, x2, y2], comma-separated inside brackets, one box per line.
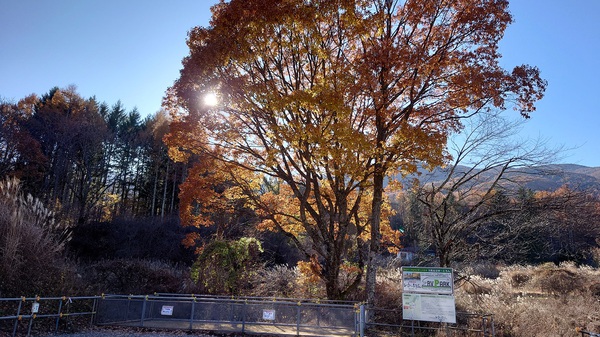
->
[203, 92, 218, 106]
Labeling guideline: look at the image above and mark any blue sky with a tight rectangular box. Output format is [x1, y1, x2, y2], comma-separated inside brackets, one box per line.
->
[1, 1, 599, 167]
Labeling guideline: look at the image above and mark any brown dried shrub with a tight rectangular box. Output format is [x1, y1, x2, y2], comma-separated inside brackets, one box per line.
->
[533, 268, 583, 294]
[510, 272, 532, 288]
[457, 278, 492, 295]
[588, 282, 600, 298]
[249, 265, 300, 298]
[457, 264, 600, 337]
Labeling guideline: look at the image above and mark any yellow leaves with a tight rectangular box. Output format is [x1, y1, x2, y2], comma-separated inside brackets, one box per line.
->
[17, 94, 38, 116]
[166, 145, 190, 163]
[381, 222, 402, 254]
[256, 219, 277, 232]
[386, 179, 404, 192]
[297, 255, 323, 284]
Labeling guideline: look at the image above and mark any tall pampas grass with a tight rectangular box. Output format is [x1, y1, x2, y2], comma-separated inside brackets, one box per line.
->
[0, 177, 74, 296]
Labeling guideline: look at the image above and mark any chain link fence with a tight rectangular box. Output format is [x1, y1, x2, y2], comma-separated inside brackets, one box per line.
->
[95, 293, 361, 336]
[0, 294, 499, 337]
[366, 307, 495, 336]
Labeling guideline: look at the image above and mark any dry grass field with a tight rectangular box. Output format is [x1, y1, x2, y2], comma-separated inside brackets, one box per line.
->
[371, 261, 600, 337]
[452, 262, 600, 337]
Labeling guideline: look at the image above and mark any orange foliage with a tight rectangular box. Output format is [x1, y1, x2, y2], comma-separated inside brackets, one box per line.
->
[297, 255, 323, 285]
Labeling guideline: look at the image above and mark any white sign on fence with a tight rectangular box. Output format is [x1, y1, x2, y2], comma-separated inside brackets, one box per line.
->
[31, 302, 40, 313]
[262, 309, 276, 321]
[402, 293, 456, 324]
[161, 305, 174, 316]
[402, 267, 454, 295]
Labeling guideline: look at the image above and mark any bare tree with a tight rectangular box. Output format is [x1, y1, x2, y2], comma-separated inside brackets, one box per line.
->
[404, 111, 559, 267]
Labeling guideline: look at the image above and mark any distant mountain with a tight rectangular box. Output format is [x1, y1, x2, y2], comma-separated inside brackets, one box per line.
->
[396, 164, 600, 195]
[512, 164, 600, 193]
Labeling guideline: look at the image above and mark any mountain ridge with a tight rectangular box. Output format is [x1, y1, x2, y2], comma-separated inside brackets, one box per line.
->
[396, 164, 600, 195]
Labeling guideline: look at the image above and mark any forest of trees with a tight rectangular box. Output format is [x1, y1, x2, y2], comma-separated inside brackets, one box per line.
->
[0, 85, 183, 224]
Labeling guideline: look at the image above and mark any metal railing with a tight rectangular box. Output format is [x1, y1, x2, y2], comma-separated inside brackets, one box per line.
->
[0, 293, 497, 337]
[95, 293, 362, 336]
[578, 328, 600, 337]
[367, 307, 495, 336]
[0, 295, 99, 337]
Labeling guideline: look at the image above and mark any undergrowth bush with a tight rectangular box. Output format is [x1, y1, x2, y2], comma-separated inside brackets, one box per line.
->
[250, 265, 300, 297]
[81, 259, 191, 294]
[374, 267, 403, 309]
[191, 238, 263, 295]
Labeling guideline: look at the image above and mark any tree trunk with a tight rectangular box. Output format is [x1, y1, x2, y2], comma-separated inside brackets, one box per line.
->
[161, 161, 170, 219]
[151, 164, 159, 215]
[324, 250, 342, 300]
[170, 163, 177, 215]
[366, 165, 384, 309]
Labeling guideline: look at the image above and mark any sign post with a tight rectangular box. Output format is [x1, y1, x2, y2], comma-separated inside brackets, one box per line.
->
[401, 267, 456, 324]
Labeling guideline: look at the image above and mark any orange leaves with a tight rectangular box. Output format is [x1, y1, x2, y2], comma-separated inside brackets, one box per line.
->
[182, 232, 201, 249]
[297, 255, 323, 285]
[176, 155, 243, 226]
[255, 187, 305, 236]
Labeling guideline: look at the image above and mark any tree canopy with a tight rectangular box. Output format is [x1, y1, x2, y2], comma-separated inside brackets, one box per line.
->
[165, 0, 546, 300]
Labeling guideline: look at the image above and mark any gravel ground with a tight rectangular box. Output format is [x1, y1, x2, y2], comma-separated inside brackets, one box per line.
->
[36, 327, 232, 337]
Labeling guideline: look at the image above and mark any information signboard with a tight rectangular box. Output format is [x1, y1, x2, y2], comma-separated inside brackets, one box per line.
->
[402, 293, 456, 324]
[402, 267, 453, 295]
[161, 305, 174, 316]
[262, 309, 276, 321]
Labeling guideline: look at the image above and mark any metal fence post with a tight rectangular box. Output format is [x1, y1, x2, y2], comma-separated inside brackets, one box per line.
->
[91, 296, 98, 327]
[296, 302, 301, 336]
[317, 305, 321, 327]
[13, 297, 25, 337]
[242, 300, 246, 334]
[190, 297, 196, 330]
[141, 296, 147, 327]
[26, 312, 34, 337]
[359, 304, 365, 337]
[12, 298, 23, 337]
[55, 297, 64, 333]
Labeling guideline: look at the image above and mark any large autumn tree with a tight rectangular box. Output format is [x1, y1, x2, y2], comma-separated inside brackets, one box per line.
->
[165, 0, 545, 300]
